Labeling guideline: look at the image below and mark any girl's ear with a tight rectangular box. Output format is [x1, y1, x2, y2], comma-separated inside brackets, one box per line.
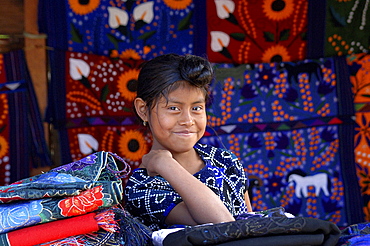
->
[134, 98, 148, 122]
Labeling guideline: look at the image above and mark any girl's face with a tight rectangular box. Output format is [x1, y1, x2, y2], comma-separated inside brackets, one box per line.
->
[148, 82, 207, 155]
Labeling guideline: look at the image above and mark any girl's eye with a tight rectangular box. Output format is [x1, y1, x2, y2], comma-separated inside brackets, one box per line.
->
[193, 106, 203, 111]
[168, 106, 179, 111]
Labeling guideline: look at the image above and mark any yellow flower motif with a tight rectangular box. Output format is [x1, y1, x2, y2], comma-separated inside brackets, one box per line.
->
[261, 44, 291, 63]
[163, 0, 192, 10]
[117, 69, 140, 101]
[118, 130, 148, 161]
[68, 0, 100, 15]
[0, 135, 9, 159]
[120, 49, 142, 60]
[262, 0, 294, 21]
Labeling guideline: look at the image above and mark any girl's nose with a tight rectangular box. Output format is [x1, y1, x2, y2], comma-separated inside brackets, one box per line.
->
[179, 111, 194, 126]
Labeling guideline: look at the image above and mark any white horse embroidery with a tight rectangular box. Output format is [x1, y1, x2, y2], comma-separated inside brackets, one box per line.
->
[288, 173, 330, 198]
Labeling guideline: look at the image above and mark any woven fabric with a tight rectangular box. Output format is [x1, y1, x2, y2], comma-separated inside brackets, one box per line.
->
[163, 216, 340, 246]
[199, 56, 363, 227]
[347, 53, 370, 222]
[45, 51, 152, 181]
[0, 151, 127, 234]
[0, 51, 52, 186]
[39, 0, 197, 60]
[206, 0, 308, 64]
[324, 0, 370, 57]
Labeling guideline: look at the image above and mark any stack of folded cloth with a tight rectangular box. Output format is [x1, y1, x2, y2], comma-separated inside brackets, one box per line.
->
[0, 151, 152, 246]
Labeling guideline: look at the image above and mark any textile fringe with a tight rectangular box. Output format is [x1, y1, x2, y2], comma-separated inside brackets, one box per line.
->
[95, 209, 119, 233]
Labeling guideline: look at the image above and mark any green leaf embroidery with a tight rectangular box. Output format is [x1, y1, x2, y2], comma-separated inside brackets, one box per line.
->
[70, 23, 83, 43]
[100, 84, 109, 102]
[178, 11, 193, 31]
[230, 32, 246, 41]
[329, 5, 347, 27]
[263, 31, 275, 42]
[279, 29, 290, 41]
[107, 33, 120, 50]
[138, 30, 156, 41]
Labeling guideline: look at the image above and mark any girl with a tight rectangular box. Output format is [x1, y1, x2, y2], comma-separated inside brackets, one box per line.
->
[124, 54, 251, 231]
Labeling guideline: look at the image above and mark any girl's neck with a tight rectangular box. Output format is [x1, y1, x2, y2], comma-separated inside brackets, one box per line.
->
[172, 149, 204, 174]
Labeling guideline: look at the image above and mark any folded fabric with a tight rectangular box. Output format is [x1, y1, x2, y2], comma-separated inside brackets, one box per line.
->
[0, 209, 118, 246]
[37, 208, 153, 246]
[162, 216, 341, 246]
[0, 151, 129, 233]
[336, 222, 370, 246]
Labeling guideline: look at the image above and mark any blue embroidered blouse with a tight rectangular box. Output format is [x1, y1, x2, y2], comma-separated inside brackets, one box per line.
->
[124, 143, 248, 231]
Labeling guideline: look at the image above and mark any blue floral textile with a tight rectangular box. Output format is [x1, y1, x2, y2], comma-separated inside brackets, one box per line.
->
[39, 0, 197, 60]
[200, 56, 363, 227]
[0, 151, 128, 234]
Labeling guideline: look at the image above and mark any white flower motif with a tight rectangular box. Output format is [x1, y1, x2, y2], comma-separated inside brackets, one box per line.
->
[215, 0, 235, 19]
[69, 58, 90, 80]
[133, 1, 154, 24]
[108, 7, 129, 29]
[210, 31, 230, 52]
[78, 134, 99, 155]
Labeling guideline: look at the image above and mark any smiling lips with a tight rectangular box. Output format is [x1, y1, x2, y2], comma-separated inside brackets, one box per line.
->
[174, 130, 195, 136]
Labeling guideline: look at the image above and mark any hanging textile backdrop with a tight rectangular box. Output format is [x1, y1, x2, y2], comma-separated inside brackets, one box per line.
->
[38, 0, 201, 60]
[206, 0, 309, 64]
[348, 53, 370, 221]
[199, 56, 364, 227]
[306, 0, 370, 59]
[47, 51, 152, 182]
[39, 0, 369, 226]
[0, 51, 51, 186]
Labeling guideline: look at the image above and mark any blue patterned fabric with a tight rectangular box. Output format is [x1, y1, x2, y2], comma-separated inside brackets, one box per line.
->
[200, 56, 363, 227]
[39, 0, 198, 59]
[124, 143, 248, 231]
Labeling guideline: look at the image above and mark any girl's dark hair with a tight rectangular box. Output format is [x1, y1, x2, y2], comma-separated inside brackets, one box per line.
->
[136, 53, 213, 111]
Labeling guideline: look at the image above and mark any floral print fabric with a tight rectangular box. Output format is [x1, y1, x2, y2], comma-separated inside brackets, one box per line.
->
[0, 151, 127, 234]
[46, 52, 152, 181]
[348, 53, 370, 222]
[61, 0, 195, 59]
[206, 0, 308, 64]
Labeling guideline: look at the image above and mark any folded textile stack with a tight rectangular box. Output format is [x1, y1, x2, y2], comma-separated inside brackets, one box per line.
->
[0, 151, 152, 246]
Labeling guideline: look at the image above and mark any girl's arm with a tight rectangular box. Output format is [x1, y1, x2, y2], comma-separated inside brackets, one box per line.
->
[142, 150, 235, 226]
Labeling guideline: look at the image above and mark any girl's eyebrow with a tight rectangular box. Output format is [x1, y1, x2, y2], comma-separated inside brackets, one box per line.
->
[167, 97, 206, 104]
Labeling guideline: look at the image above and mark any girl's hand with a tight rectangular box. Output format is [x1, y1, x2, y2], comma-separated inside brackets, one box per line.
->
[141, 149, 178, 176]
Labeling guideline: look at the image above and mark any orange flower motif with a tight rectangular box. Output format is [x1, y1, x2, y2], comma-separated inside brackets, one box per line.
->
[163, 0, 192, 10]
[120, 49, 142, 60]
[58, 186, 104, 217]
[68, 0, 100, 15]
[261, 44, 291, 63]
[0, 135, 9, 159]
[117, 69, 140, 101]
[262, 0, 294, 21]
[118, 130, 149, 162]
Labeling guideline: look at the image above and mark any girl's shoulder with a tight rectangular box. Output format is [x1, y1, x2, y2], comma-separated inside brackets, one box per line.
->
[195, 143, 239, 164]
